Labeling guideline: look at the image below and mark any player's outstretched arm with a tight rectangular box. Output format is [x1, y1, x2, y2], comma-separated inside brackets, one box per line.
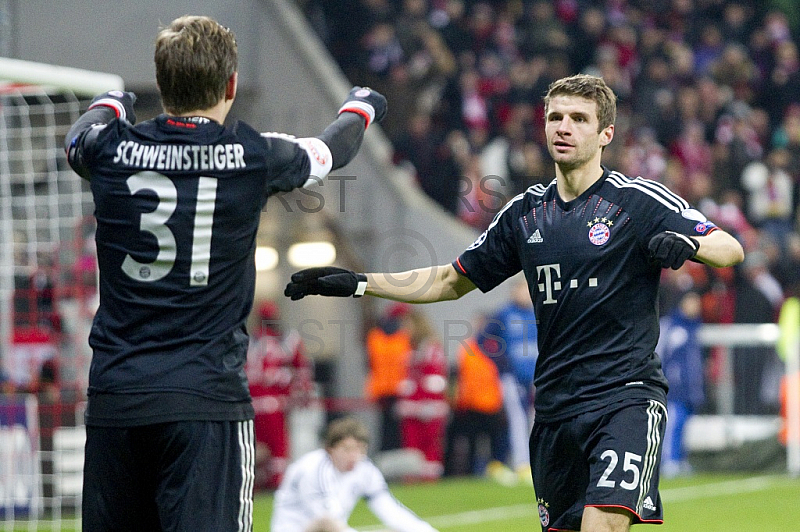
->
[317, 86, 387, 171]
[284, 264, 476, 304]
[64, 90, 137, 180]
[367, 490, 439, 532]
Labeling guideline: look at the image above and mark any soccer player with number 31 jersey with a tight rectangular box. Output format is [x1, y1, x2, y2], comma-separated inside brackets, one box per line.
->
[65, 15, 386, 532]
[284, 74, 744, 532]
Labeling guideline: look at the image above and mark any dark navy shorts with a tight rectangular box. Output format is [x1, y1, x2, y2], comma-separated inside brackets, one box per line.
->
[530, 399, 667, 531]
[82, 420, 255, 532]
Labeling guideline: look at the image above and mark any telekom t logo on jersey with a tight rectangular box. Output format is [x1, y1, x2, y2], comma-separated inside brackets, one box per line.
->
[536, 263, 599, 304]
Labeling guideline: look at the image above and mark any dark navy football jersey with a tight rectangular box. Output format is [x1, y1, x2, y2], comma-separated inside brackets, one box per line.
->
[454, 167, 719, 422]
[68, 114, 325, 426]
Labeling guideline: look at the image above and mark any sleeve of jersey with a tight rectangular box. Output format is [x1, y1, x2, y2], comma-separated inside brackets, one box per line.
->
[64, 106, 118, 179]
[634, 182, 719, 243]
[367, 490, 437, 532]
[261, 132, 333, 190]
[452, 205, 523, 293]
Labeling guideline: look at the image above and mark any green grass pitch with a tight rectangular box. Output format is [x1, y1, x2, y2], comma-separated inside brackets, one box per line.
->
[6, 472, 799, 530]
[253, 473, 800, 531]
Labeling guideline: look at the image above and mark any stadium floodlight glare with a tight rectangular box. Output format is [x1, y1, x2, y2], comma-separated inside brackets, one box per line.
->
[255, 246, 279, 271]
[287, 241, 336, 268]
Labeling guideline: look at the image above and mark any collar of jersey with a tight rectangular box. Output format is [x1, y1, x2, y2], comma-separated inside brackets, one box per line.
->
[553, 166, 610, 211]
[159, 115, 215, 128]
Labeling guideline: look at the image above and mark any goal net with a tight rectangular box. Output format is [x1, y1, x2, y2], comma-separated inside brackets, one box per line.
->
[0, 57, 122, 530]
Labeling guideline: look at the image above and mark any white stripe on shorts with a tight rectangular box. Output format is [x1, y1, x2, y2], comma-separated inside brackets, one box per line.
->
[237, 420, 255, 532]
[637, 400, 666, 515]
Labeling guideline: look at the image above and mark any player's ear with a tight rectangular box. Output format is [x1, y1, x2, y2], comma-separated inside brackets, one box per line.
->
[599, 123, 614, 148]
[225, 72, 237, 102]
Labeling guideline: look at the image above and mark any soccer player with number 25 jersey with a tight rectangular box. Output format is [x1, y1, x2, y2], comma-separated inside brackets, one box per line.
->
[65, 15, 386, 532]
[284, 74, 744, 532]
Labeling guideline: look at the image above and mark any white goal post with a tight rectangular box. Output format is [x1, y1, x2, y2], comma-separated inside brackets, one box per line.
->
[0, 57, 123, 530]
[0, 57, 123, 98]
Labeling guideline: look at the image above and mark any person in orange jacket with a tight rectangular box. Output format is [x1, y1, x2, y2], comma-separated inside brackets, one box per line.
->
[444, 317, 507, 478]
[364, 302, 413, 451]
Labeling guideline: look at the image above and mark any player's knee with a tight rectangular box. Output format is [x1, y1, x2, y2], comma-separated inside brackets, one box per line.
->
[581, 505, 633, 532]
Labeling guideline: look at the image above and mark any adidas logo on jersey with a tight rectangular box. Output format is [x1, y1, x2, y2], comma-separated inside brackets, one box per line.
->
[527, 229, 543, 244]
[642, 496, 657, 512]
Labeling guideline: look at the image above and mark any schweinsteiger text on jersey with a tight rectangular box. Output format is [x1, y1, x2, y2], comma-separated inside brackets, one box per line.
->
[112, 140, 246, 171]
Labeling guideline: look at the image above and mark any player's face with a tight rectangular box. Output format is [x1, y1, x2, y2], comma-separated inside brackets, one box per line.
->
[328, 437, 367, 472]
[545, 95, 612, 171]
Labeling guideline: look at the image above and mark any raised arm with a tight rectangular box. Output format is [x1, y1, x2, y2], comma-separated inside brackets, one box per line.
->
[64, 91, 137, 180]
[284, 264, 477, 303]
[268, 87, 387, 189]
[319, 87, 386, 171]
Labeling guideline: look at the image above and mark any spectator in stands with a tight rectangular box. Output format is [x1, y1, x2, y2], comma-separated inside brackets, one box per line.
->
[246, 301, 315, 490]
[657, 290, 705, 478]
[301, 1, 800, 303]
[396, 308, 449, 481]
[458, 152, 499, 230]
[772, 232, 800, 298]
[741, 148, 796, 251]
[444, 314, 507, 479]
[482, 277, 537, 485]
[393, 110, 462, 215]
[364, 302, 412, 452]
[271, 416, 439, 532]
[733, 252, 783, 415]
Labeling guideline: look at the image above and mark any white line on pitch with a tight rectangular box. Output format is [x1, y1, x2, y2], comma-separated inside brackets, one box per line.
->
[661, 474, 784, 502]
[354, 475, 792, 531]
[354, 504, 537, 531]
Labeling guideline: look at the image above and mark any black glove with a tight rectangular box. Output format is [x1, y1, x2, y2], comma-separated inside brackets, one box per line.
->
[284, 267, 368, 300]
[338, 86, 387, 128]
[88, 90, 136, 124]
[648, 231, 699, 270]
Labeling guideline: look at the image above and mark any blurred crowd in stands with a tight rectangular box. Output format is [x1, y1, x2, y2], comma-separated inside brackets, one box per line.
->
[300, 0, 800, 295]
[5, 1, 800, 487]
[297, 1, 800, 457]
[296, 0, 800, 427]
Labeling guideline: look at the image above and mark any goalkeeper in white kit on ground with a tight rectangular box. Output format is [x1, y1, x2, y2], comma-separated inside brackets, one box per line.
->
[271, 417, 438, 532]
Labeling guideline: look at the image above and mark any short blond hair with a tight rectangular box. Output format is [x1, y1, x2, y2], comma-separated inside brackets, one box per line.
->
[324, 417, 370, 449]
[154, 15, 238, 114]
[544, 74, 617, 132]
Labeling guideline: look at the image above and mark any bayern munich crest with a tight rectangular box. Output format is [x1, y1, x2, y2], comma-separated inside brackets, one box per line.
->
[538, 498, 550, 527]
[588, 222, 611, 246]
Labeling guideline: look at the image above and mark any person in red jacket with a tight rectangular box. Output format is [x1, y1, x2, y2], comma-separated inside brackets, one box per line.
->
[396, 308, 449, 480]
[246, 301, 314, 490]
